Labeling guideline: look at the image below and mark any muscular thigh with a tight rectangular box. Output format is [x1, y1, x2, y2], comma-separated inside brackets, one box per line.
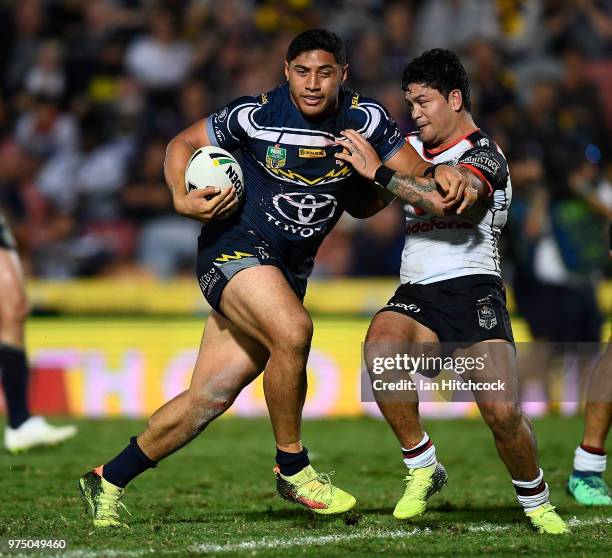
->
[220, 265, 312, 351]
[367, 311, 439, 344]
[365, 311, 440, 385]
[366, 311, 439, 362]
[190, 310, 269, 397]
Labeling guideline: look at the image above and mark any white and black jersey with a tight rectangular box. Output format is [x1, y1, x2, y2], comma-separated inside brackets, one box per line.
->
[401, 129, 512, 284]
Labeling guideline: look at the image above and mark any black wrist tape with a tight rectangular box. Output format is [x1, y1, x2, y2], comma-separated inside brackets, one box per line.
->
[374, 165, 396, 189]
[423, 164, 440, 178]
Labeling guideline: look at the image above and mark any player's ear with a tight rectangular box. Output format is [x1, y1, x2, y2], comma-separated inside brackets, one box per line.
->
[341, 64, 349, 84]
[449, 89, 463, 112]
[284, 61, 290, 81]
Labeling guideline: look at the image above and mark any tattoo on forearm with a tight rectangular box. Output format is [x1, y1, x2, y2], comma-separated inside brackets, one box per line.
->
[387, 174, 437, 213]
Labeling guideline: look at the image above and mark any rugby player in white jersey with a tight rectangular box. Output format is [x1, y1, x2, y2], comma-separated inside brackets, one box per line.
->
[336, 49, 568, 534]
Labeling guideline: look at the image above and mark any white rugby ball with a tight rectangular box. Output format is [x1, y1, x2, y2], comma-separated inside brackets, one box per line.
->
[184, 146, 245, 204]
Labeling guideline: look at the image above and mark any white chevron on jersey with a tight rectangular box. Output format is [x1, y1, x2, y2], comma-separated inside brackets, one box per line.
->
[400, 131, 512, 284]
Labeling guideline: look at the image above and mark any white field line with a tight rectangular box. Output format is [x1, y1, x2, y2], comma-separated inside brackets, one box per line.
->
[4, 516, 611, 558]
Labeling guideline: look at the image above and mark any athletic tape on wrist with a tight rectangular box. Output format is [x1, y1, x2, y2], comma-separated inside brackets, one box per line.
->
[374, 165, 396, 189]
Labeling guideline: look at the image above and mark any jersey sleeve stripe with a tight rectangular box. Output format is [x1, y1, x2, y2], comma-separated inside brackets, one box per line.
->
[356, 104, 382, 138]
[381, 137, 405, 162]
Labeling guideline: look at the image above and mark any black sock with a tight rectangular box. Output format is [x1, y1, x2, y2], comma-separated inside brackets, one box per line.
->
[276, 447, 309, 476]
[103, 437, 157, 488]
[0, 344, 31, 429]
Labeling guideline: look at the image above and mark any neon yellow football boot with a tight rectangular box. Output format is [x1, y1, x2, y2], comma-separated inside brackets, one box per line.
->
[526, 504, 569, 534]
[393, 462, 447, 519]
[274, 464, 356, 515]
[79, 467, 130, 528]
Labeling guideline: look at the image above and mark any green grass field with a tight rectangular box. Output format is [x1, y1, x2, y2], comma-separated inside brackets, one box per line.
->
[1, 416, 610, 557]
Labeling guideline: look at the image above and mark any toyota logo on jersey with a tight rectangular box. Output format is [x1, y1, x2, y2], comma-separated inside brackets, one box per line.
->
[272, 193, 337, 226]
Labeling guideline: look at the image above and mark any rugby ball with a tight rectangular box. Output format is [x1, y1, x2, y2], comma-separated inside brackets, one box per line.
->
[184, 146, 245, 205]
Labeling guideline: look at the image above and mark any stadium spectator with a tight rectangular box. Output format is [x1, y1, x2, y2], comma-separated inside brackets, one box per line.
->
[4, 0, 45, 95]
[544, 0, 612, 58]
[23, 40, 65, 99]
[14, 94, 78, 159]
[413, 0, 501, 54]
[464, 38, 517, 131]
[125, 6, 192, 90]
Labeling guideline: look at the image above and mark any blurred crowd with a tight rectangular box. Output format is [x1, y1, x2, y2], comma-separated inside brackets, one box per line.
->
[0, 0, 610, 299]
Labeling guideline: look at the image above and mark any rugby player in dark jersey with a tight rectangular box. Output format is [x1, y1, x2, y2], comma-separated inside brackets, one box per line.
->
[0, 213, 76, 452]
[78, 29, 469, 527]
[336, 49, 568, 534]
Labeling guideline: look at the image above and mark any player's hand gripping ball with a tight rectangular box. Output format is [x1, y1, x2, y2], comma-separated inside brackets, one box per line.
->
[184, 146, 245, 216]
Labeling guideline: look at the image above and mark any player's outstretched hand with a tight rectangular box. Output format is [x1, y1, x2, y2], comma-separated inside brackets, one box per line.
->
[334, 129, 382, 181]
[434, 165, 477, 214]
[174, 186, 238, 223]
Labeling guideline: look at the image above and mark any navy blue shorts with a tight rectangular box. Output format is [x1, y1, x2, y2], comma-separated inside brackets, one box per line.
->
[196, 225, 307, 313]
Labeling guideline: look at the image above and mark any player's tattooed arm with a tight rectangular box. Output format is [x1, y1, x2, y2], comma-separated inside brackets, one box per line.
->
[335, 129, 447, 216]
[385, 173, 440, 215]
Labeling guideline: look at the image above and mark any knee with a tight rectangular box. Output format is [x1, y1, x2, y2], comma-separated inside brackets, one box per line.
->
[188, 386, 234, 428]
[272, 312, 313, 357]
[480, 402, 523, 436]
[364, 314, 406, 374]
[364, 344, 391, 378]
[364, 327, 404, 377]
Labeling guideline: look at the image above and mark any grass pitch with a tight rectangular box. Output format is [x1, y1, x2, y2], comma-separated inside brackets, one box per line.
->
[1, 416, 610, 557]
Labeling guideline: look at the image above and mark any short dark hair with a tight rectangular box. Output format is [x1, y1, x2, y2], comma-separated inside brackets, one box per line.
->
[286, 29, 347, 65]
[401, 49, 472, 113]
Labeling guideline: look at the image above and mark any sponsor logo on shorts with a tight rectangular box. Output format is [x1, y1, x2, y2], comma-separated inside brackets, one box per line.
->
[406, 219, 475, 235]
[386, 302, 421, 313]
[199, 267, 221, 296]
[477, 305, 497, 330]
[257, 246, 270, 260]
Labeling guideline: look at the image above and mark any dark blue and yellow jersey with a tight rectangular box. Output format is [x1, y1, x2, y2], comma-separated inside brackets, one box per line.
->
[204, 83, 404, 276]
